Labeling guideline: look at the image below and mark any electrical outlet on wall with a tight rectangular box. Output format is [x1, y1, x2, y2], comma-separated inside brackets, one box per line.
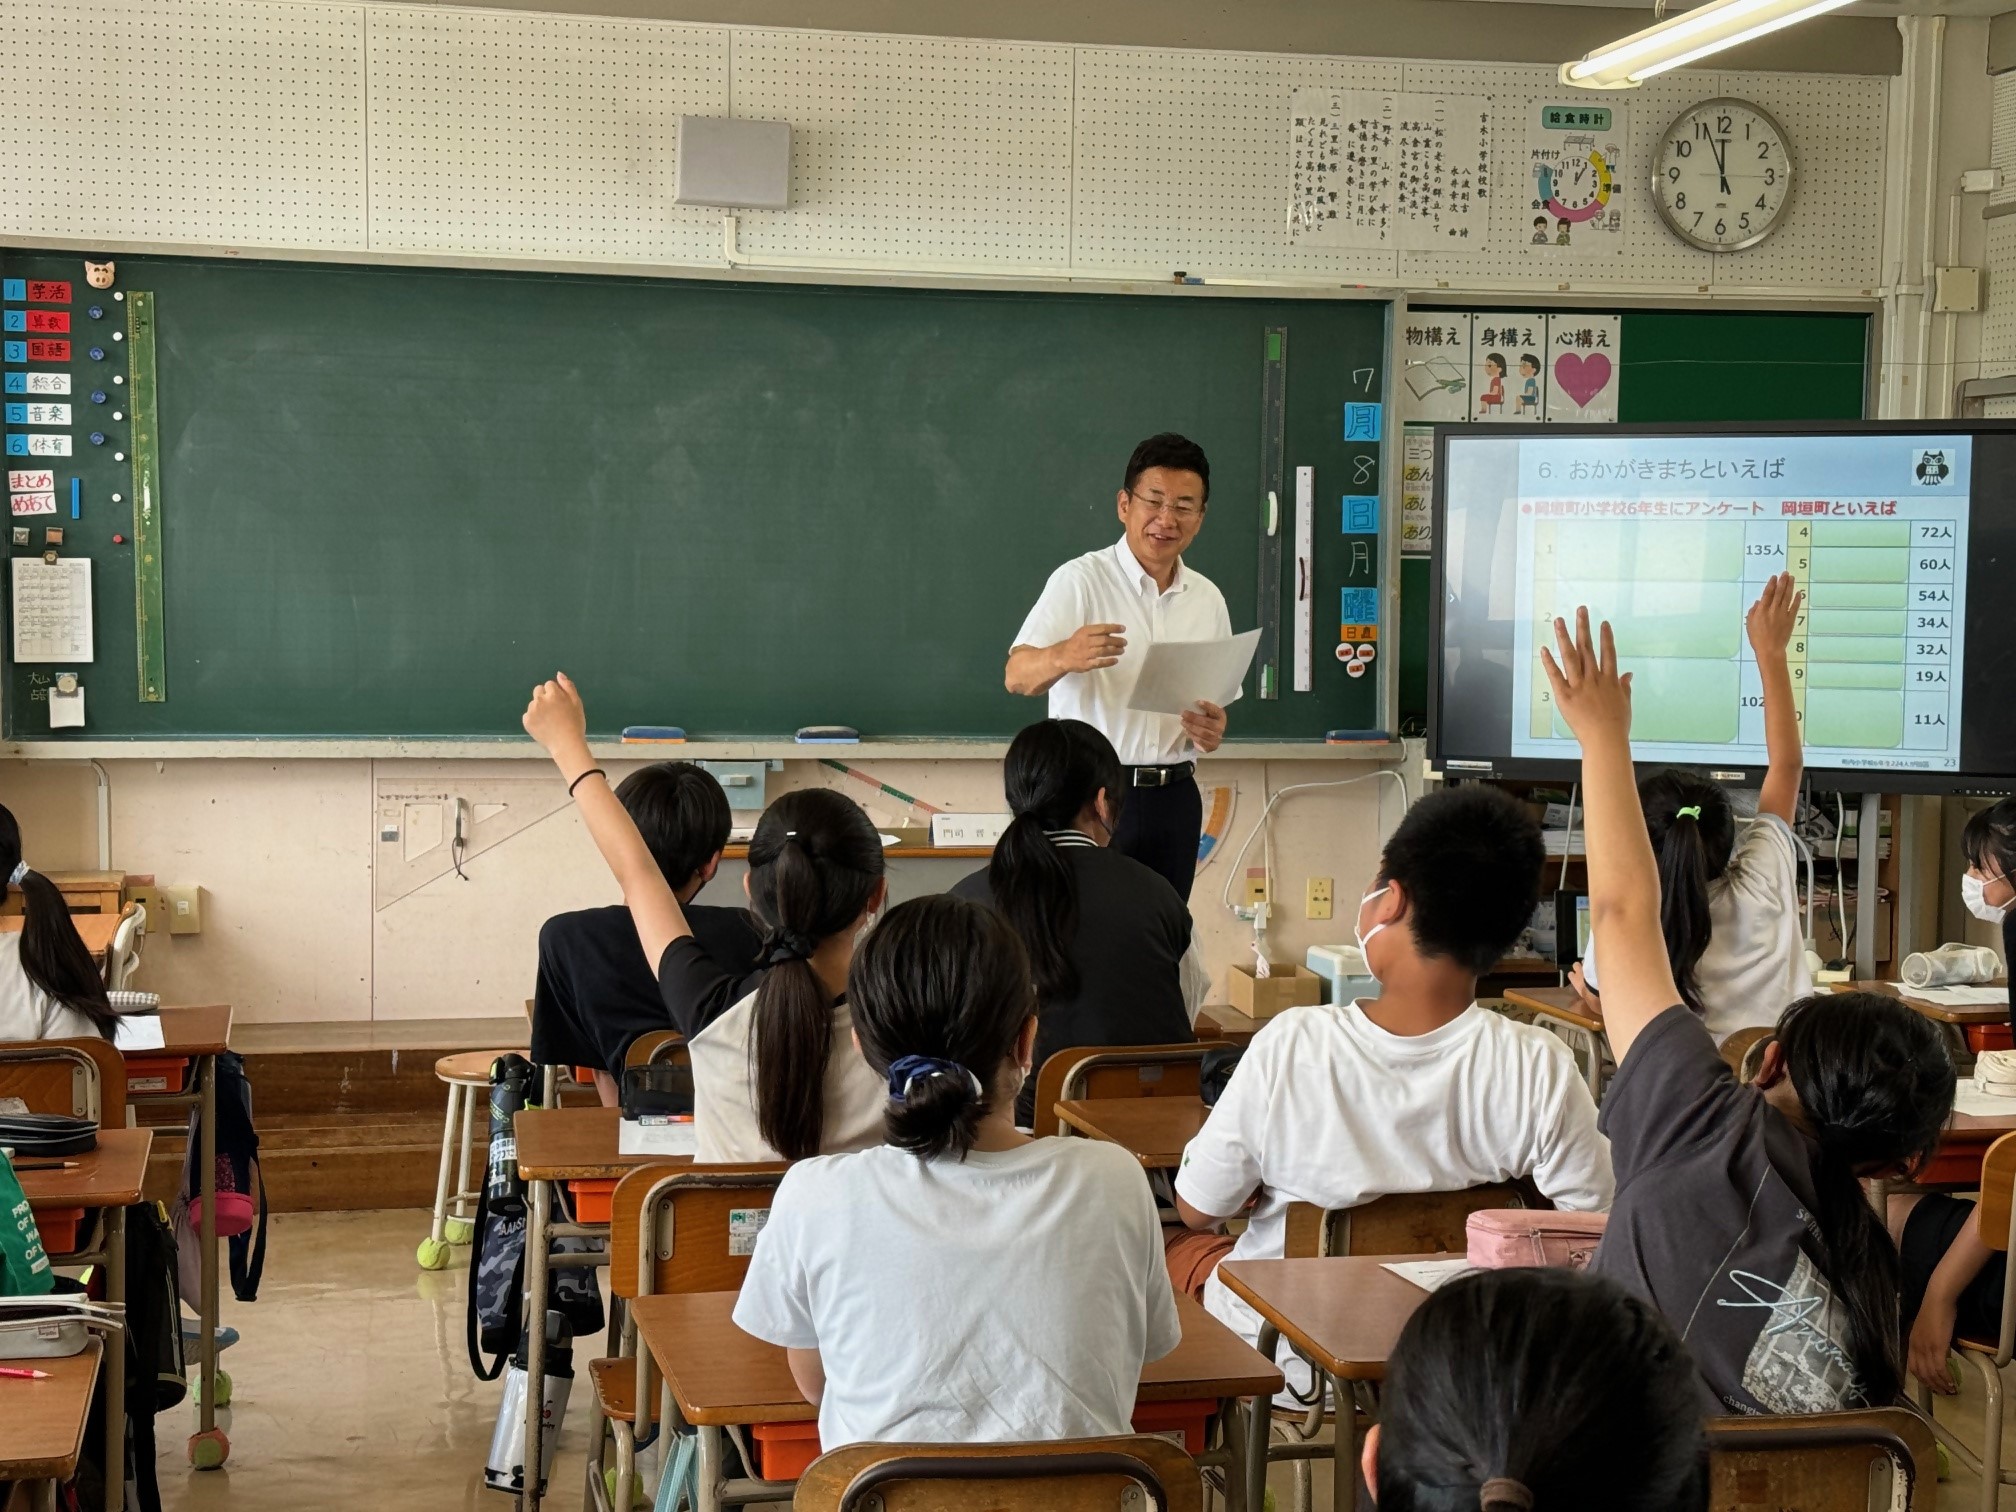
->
[1242, 869, 1269, 907]
[1306, 877, 1333, 920]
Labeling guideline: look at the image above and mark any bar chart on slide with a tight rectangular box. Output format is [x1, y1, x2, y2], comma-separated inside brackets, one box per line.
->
[1506, 436, 1970, 773]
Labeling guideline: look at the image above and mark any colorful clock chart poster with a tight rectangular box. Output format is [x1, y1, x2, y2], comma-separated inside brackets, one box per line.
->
[1398, 312, 1473, 423]
[1543, 314, 1621, 422]
[1528, 103, 1627, 252]
[1471, 314, 1544, 424]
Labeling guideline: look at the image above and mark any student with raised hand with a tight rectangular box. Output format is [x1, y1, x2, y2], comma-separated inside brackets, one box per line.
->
[733, 894, 1181, 1446]
[1573, 571, 1812, 1045]
[1169, 784, 1612, 1383]
[531, 761, 762, 1104]
[1364, 1268, 1707, 1512]
[951, 718, 1203, 1126]
[1544, 607, 1955, 1415]
[0, 804, 115, 1043]
[522, 675, 888, 1162]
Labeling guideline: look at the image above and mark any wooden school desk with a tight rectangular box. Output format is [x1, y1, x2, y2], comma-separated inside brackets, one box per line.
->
[0, 870, 128, 918]
[1054, 1096, 1210, 1168]
[1218, 1255, 1437, 1512]
[0, 913, 119, 966]
[0, 1339, 103, 1499]
[629, 1289, 1283, 1512]
[1194, 1006, 1260, 1048]
[1846, 979, 2009, 1062]
[17, 1127, 154, 1512]
[1499, 985, 1608, 1101]
[512, 1105, 682, 1512]
[128, 1004, 234, 1465]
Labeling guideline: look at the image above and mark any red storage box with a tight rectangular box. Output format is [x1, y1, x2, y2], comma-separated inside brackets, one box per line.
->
[749, 1421, 821, 1481]
[567, 1177, 619, 1225]
[1968, 1024, 2013, 1055]
[125, 1055, 188, 1096]
[573, 1066, 598, 1086]
[36, 1206, 85, 1255]
[1132, 1399, 1212, 1454]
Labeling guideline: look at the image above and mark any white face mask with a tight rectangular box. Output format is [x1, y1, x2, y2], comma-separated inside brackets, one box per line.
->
[1964, 871, 2012, 923]
[1353, 886, 1392, 978]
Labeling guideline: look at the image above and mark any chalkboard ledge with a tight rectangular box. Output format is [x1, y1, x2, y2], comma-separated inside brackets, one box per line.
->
[1, 737, 1404, 764]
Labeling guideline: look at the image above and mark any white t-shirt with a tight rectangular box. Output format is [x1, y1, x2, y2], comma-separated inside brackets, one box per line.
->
[688, 989, 888, 1164]
[1175, 1001, 1613, 1368]
[0, 932, 103, 1043]
[1013, 537, 1234, 766]
[734, 1138, 1181, 1448]
[1582, 813, 1813, 1045]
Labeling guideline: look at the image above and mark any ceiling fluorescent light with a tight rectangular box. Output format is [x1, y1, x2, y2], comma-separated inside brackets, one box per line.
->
[1560, 0, 1856, 88]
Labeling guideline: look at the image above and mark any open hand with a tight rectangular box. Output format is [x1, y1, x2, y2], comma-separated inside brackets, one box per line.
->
[1539, 608, 1632, 746]
[522, 673, 590, 764]
[1746, 571, 1804, 660]
[1056, 623, 1128, 675]
[1908, 1296, 1961, 1395]
[1182, 699, 1228, 754]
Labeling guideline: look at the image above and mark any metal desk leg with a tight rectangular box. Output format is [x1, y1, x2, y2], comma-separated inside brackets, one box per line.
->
[1333, 1373, 1356, 1512]
[521, 1177, 552, 1512]
[105, 1204, 127, 1512]
[198, 1053, 220, 1439]
[697, 1424, 724, 1512]
[1246, 1323, 1277, 1512]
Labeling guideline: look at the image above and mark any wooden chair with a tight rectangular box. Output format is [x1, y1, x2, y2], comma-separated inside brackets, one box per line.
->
[1920, 1128, 2016, 1512]
[1034, 1042, 1229, 1137]
[0, 1036, 126, 1125]
[1719, 1025, 1773, 1084]
[623, 1029, 689, 1070]
[1706, 1407, 1935, 1512]
[794, 1436, 1204, 1512]
[583, 1161, 789, 1512]
[1282, 1179, 1537, 1260]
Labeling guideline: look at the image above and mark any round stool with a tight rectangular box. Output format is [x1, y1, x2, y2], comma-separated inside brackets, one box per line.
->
[418, 1049, 524, 1270]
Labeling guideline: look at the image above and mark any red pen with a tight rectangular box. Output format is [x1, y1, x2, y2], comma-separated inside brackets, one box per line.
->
[0, 1367, 51, 1380]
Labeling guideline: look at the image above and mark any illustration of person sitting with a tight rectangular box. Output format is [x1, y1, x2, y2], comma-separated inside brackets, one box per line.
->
[1516, 353, 1541, 415]
[1531, 215, 1550, 245]
[1479, 352, 1506, 416]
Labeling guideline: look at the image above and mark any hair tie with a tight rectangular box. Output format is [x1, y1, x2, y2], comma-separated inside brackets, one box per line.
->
[764, 931, 817, 966]
[1674, 805, 1702, 821]
[1479, 1479, 1534, 1512]
[886, 1054, 984, 1104]
[6, 861, 26, 888]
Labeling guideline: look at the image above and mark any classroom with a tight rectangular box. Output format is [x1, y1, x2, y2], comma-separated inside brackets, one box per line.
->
[3, 0, 2016, 1508]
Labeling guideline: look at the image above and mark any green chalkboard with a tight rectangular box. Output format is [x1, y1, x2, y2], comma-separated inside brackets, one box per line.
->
[1396, 306, 1870, 734]
[1, 250, 1391, 740]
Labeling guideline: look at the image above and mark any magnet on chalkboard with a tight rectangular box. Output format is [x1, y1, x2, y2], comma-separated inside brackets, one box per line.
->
[10, 528, 26, 546]
[83, 258, 115, 291]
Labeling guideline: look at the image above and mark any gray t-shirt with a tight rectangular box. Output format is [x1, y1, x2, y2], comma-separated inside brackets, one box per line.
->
[1591, 1005, 1865, 1417]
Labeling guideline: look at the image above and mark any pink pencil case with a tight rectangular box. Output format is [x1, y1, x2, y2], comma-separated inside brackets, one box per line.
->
[1465, 1209, 1608, 1270]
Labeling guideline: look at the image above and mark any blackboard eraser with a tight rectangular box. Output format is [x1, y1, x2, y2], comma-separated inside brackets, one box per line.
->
[1326, 728, 1393, 744]
[796, 725, 860, 743]
[622, 726, 688, 743]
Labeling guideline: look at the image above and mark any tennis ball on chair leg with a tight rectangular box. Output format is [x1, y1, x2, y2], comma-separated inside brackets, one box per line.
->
[416, 1236, 454, 1270]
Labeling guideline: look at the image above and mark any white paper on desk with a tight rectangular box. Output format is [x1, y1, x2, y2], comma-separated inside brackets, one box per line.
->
[112, 1015, 165, 1052]
[1124, 631, 1261, 717]
[1381, 1258, 1475, 1293]
[618, 1118, 698, 1158]
[1954, 1085, 2016, 1117]
[1912, 985, 2010, 1007]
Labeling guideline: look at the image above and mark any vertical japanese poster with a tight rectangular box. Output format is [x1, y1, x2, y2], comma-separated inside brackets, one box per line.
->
[1471, 313, 1545, 423]
[1398, 312, 1473, 423]
[1401, 425, 1436, 557]
[1543, 314, 1622, 423]
[1291, 90, 1491, 249]
[1527, 103, 1628, 252]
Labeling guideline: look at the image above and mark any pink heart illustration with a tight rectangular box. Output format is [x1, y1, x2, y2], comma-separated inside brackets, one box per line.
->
[1554, 351, 1612, 410]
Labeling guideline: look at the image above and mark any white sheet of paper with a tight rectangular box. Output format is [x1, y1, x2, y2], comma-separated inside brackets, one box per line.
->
[1381, 1258, 1475, 1293]
[1954, 1084, 2016, 1117]
[47, 687, 83, 729]
[112, 1015, 166, 1052]
[1911, 985, 2010, 1007]
[11, 556, 92, 662]
[617, 1118, 698, 1158]
[1124, 631, 1261, 717]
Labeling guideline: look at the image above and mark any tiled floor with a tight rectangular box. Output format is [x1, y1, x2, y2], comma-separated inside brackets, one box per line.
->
[150, 1207, 2016, 1512]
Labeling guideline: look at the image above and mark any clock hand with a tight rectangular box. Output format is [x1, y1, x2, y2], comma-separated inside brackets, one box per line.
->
[1711, 136, 1730, 196]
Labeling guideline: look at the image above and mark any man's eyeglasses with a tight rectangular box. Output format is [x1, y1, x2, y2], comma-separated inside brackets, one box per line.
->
[1127, 490, 1204, 521]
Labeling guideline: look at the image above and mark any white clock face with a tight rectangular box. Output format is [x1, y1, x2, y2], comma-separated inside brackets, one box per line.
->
[1653, 98, 1793, 253]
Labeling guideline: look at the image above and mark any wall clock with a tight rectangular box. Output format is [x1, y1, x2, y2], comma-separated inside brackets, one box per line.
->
[1652, 98, 1793, 253]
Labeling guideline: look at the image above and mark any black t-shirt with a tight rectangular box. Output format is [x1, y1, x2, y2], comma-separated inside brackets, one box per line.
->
[950, 840, 1195, 1126]
[1591, 1005, 1864, 1416]
[655, 930, 771, 1041]
[531, 902, 762, 1076]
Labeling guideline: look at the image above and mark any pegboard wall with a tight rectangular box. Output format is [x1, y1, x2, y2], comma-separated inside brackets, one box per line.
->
[0, 0, 1891, 295]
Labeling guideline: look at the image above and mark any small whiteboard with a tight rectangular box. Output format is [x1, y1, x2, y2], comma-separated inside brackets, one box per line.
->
[11, 556, 93, 663]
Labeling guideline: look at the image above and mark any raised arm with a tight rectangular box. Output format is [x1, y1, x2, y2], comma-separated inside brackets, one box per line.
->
[1746, 571, 1806, 824]
[1005, 624, 1128, 697]
[522, 673, 692, 969]
[1541, 609, 1680, 1064]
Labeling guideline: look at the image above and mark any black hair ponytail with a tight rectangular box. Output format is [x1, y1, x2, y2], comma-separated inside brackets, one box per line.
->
[988, 719, 1124, 1001]
[1377, 1268, 1707, 1512]
[1774, 992, 1955, 1405]
[1638, 769, 1736, 1018]
[0, 806, 115, 1040]
[848, 894, 1035, 1162]
[744, 788, 886, 1161]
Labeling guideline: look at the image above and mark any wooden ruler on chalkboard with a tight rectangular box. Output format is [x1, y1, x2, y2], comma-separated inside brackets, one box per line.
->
[1255, 326, 1288, 700]
[128, 292, 166, 702]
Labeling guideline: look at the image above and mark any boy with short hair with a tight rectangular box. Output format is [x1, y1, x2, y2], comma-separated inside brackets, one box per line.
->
[530, 761, 761, 1102]
[1171, 785, 1613, 1375]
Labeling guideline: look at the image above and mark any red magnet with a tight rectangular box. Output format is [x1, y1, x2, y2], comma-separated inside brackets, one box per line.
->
[112, 533, 126, 545]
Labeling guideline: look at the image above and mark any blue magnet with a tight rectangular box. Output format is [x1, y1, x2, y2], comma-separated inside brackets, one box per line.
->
[1341, 495, 1379, 534]
[1, 279, 23, 301]
[1, 312, 24, 333]
[88, 432, 105, 446]
[87, 346, 105, 361]
[1341, 587, 1379, 626]
[70, 479, 79, 520]
[4, 436, 28, 456]
[3, 342, 24, 364]
[90, 390, 106, 404]
[2, 374, 22, 392]
[86, 306, 103, 320]
[3, 404, 22, 423]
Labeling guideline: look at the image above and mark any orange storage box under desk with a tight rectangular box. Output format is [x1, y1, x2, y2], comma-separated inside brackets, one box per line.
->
[1969, 1023, 2013, 1055]
[36, 1206, 85, 1254]
[567, 1178, 619, 1225]
[125, 1055, 189, 1096]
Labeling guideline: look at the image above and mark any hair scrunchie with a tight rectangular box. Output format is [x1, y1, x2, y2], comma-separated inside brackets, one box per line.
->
[1673, 805, 1703, 821]
[1479, 1479, 1534, 1512]
[764, 931, 818, 966]
[6, 861, 26, 888]
[886, 1054, 983, 1104]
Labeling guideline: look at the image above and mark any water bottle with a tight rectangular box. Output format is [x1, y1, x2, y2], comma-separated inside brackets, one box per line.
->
[483, 1311, 573, 1496]
[484, 1054, 536, 1218]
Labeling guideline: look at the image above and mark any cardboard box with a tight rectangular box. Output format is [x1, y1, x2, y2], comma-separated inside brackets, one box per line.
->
[1227, 963, 1324, 1020]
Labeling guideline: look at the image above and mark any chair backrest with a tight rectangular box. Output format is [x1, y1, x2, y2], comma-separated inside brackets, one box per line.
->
[607, 1161, 790, 1301]
[0, 1036, 126, 1125]
[624, 1029, 689, 1070]
[1719, 1025, 1772, 1084]
[1705, 1407, 1935, 1512]
[794, 1436, 1203, 1512]
[1033, 1042, 1228, 1137]
[105, 904, 145, 991]
[1283, 1180, 1538, 1259]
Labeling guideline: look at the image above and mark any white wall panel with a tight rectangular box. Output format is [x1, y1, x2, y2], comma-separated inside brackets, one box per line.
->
[0, 0, 366, 248]
[1981, 216, 2016, 373]
[1990, 70, 2016, 211]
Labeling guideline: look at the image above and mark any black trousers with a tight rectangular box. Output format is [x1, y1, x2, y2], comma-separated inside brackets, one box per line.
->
[1113, 772, 1204, 903]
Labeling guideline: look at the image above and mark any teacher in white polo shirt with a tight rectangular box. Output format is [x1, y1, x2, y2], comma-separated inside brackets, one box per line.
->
[1004, 433, 1231, 902]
